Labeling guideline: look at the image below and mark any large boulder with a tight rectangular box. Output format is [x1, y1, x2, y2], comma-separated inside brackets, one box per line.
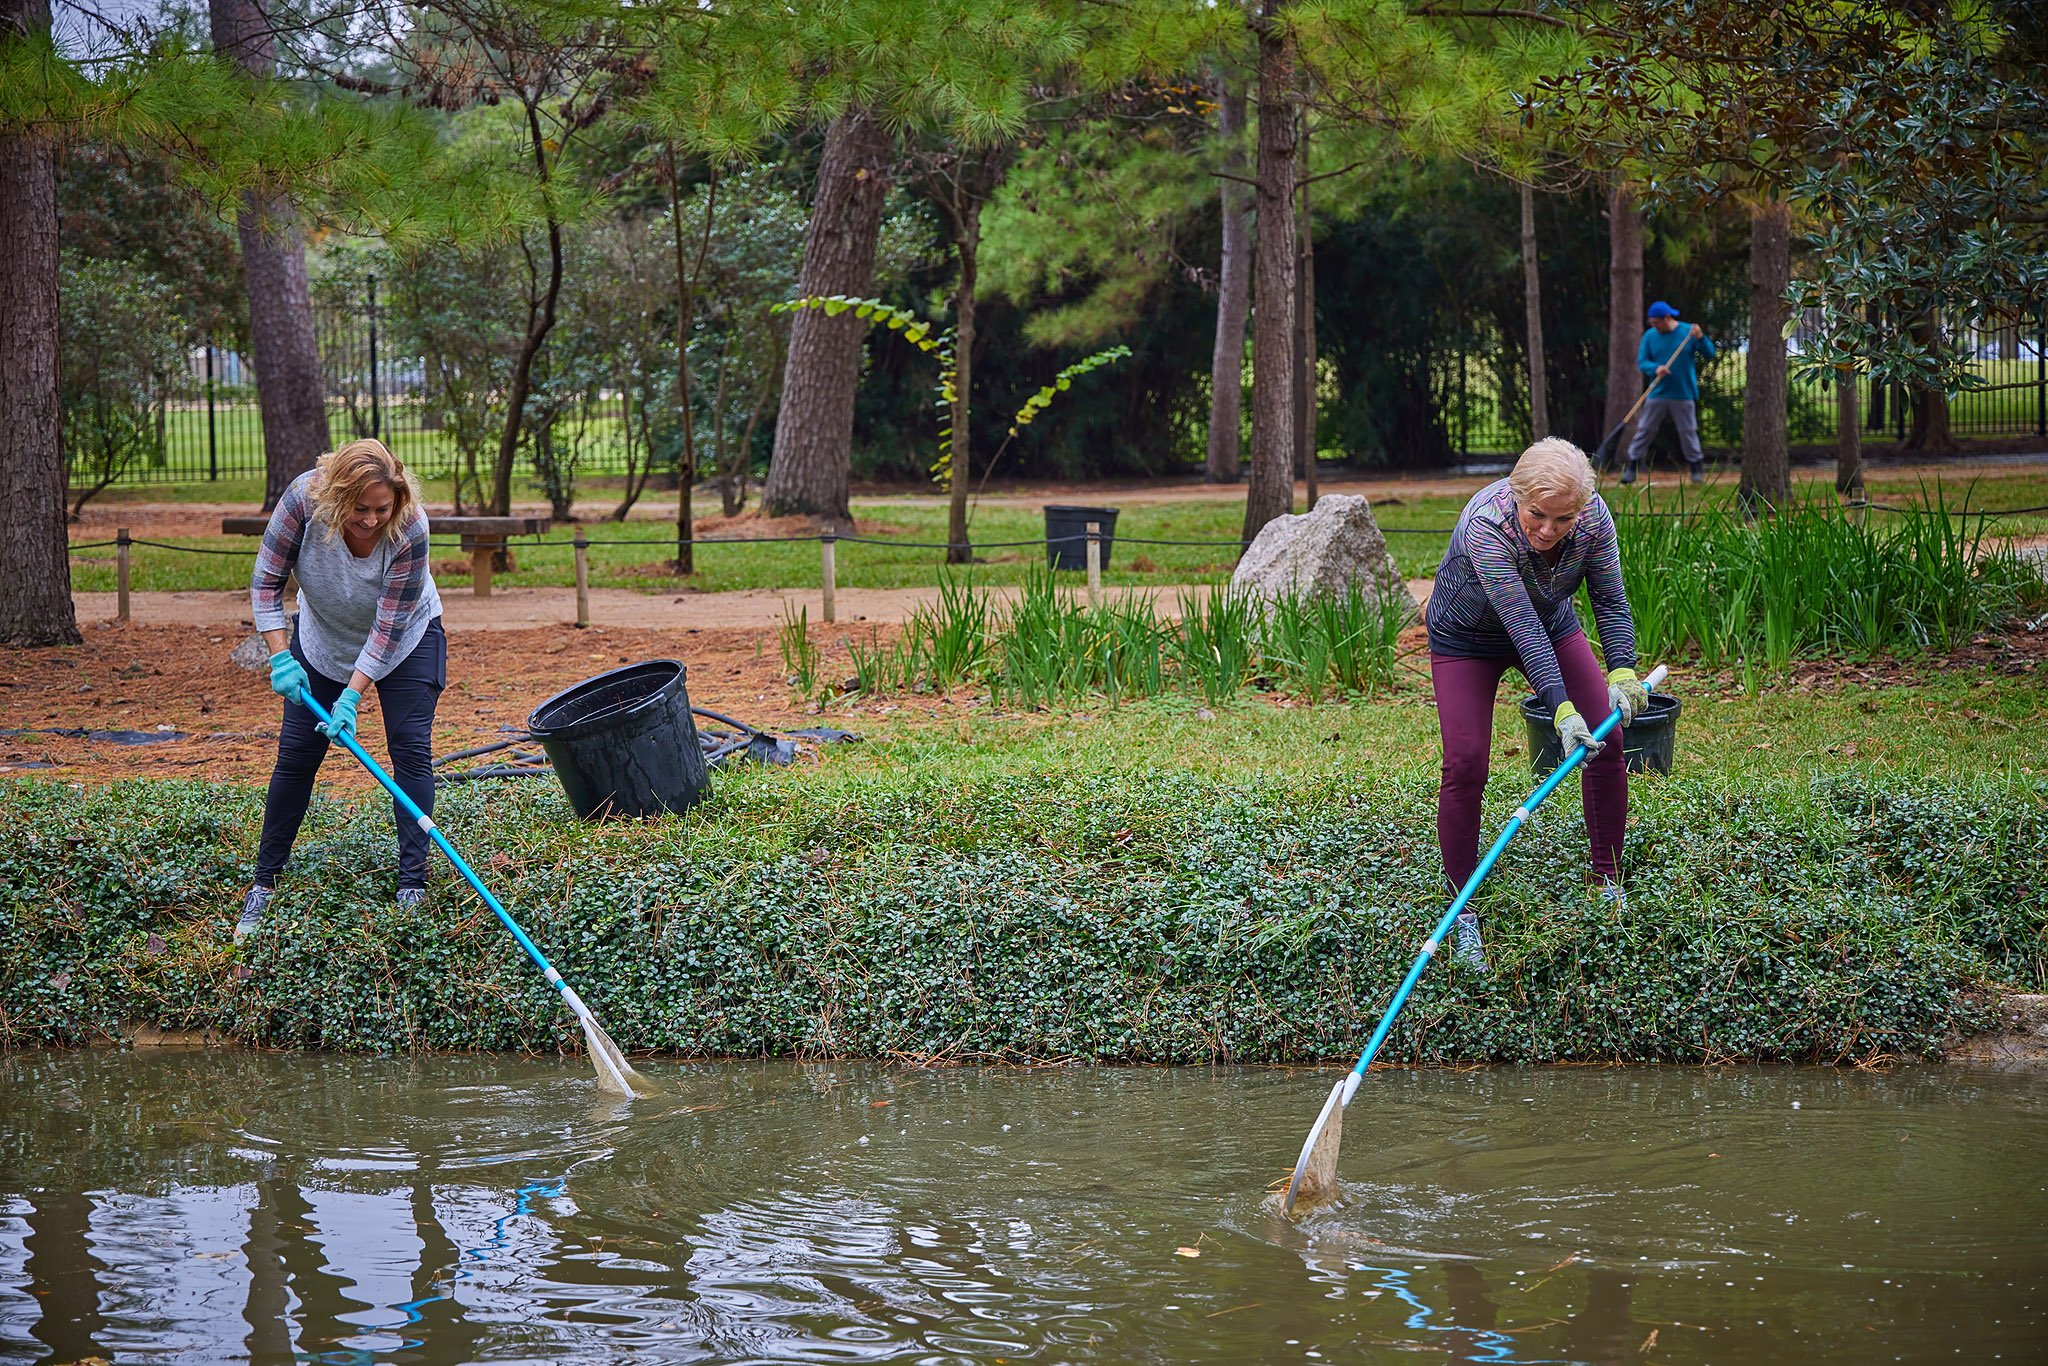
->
[1229, 494, 1417, 616]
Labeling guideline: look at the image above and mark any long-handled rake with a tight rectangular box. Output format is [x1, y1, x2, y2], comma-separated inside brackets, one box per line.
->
[1280, 664, 1668, 1216]
[298, 690, 651, 1097]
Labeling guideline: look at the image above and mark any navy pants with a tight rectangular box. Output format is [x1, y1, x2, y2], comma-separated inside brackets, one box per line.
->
[255, 619, 446, 890]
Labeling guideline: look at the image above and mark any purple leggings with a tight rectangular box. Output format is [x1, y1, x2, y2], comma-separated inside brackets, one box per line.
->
[1431, 631, 1627, 894]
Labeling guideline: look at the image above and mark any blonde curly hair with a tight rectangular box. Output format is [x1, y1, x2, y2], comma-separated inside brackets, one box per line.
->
[1508, 437, 1596, 510]
[310, 439, 422, 543]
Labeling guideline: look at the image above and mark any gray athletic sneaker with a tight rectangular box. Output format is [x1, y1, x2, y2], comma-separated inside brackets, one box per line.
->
[396, 887, 427, 910]
[1600, 879, 1629, 911]
[1618, 461, 1638, 486]
[1453, 911, 1488, 973]
[1687, 463, 1705, 485]
[234, 885, 273, 943]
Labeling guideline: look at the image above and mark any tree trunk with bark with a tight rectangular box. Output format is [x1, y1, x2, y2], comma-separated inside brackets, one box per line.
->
[1242, 4, 1297, 550]
[0, 0, 78, 646]
[762, 109, 893, 522]
[489, 100, 565, 518]
[670, 152, 715, 573]
[944, 194, 983, 565]
[1740, 199, 1792, 512]
[1206, 81, 1251, 485]
[1520, 181, 1548, 442]
[1295, 109, 1318, 510]
[1902, 312, 1954, 453]
[1835, 363, 1863, 505]
[209, 0, 330, 511]
[1604, 182, 1643, 452]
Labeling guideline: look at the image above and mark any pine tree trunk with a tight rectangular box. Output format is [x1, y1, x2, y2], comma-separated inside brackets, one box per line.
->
[0, 0, 78, 647]
[1739, 199, 1792, 512]
[762, 109, 893, 522]
[1835, 363, 1863, 504]
[1242, 4, 1297, 550]
[1206, 82, 1250, 485]
[210, 0, 330, 511]
[1603, 182, 1644, 449]
[1295, 109, 1318, 510]
[1520, 181, 1548, 442]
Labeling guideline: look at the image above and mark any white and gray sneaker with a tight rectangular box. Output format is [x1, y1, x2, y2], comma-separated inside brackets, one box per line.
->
[234, 886, 273, 943]
[1599, 879, 1628, 911]
[1453, 911, 1488, 974]
[396, 887, 427, 911]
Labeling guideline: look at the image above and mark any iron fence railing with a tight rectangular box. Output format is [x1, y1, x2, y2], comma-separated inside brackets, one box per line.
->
[89, 282, 2048, 483]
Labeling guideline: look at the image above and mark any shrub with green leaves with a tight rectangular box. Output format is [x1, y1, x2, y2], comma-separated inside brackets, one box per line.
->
[3, 768, 2039, 1064]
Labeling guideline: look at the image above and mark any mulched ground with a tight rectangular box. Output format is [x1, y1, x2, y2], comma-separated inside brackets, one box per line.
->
[4, 616, 2044, 786]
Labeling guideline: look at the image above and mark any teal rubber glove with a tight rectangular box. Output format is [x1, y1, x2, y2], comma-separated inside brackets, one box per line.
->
[1555, 700, 1605, 758]
[1606, 667, 1649, 726]
[268, 649, 308, 702]
[318, 687, 362, 741]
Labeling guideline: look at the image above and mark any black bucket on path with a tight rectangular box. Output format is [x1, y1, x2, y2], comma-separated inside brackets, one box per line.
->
[527, 660, 711, 820]
[1521, 691, 1682, 778]
[1043, 505, 1119, 571]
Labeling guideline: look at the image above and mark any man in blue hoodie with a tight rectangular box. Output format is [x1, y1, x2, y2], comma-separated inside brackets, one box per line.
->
[1620, 300, 1717, 485]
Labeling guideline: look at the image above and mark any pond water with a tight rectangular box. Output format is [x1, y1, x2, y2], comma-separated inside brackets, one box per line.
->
[1, 1053, 2042, 1364]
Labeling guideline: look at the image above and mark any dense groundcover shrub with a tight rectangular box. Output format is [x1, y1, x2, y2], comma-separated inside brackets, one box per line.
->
[2, 769, 2041, 1063]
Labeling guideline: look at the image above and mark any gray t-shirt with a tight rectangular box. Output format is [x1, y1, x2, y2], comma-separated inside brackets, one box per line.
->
[250, 471, 442, 683]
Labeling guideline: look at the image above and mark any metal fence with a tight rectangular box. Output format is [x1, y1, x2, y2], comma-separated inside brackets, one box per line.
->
[92, 282, 2048, 484]
[1451, 307, 2048, 456]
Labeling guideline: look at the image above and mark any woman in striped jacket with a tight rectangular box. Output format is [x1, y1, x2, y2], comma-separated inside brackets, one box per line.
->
[235, 439, 445, 942]
[1425, 438, 1648, 972]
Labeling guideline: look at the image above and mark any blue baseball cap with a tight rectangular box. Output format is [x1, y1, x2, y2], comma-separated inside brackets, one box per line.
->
[1647, 301, 1680, 319]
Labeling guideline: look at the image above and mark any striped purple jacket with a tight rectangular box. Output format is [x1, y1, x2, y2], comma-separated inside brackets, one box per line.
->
[1425, 479, 1637, 713]
[250, 471, 439, 684]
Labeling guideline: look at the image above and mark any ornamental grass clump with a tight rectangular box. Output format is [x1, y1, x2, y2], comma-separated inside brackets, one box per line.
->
[1611, 491, 2036, 667]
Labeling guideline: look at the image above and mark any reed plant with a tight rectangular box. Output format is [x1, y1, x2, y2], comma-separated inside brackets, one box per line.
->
[778, 604, 821, 695]
[1608, 492, 2035, 668]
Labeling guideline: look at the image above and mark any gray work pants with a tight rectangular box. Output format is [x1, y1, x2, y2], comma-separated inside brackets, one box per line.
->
[1624, 397, 1705, 467]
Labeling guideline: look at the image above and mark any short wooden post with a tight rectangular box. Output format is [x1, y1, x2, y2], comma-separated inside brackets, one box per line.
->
[116, 528, 131, 624]
[470, 537, 494, 598]
[820, 534, 837, 624]
[573, 527, 590, 628]
[1085, 521, 1102, 608]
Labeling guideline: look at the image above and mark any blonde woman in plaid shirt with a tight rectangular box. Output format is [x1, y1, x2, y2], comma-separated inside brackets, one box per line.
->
[235, 439, 445, 941]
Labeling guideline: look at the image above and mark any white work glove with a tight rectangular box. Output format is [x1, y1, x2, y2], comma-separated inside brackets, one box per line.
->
[1555, 701, 1605, 758]
[1606, 667, 1649, 727]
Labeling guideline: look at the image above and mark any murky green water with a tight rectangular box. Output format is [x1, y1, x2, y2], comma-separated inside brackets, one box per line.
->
[1, 1053, 2041, 1364]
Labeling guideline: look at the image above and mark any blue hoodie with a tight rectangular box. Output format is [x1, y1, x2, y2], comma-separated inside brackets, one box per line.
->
[1637, 326, 1717, 401]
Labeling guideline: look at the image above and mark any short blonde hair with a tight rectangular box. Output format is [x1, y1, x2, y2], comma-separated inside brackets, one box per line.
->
[311, 439, 422, 543]
[1508, 437, 1595, 510]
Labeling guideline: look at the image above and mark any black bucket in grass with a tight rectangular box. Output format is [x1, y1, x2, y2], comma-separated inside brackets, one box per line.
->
[1043, 505, 1119, 571]
[1521, 691, 1682, 778]
[527, 660, 710, 820]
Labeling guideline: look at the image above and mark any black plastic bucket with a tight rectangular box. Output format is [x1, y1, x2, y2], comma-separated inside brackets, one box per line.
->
[1043, 505, 1120, 571]
[526, 660, 711, 820]
[1520, 691, 1682, 778]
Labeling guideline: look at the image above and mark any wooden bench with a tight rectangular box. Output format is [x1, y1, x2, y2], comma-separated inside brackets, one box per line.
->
[221, 514, 551, 598]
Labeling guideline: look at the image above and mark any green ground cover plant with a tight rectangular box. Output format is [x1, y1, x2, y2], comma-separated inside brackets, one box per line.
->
[5, 684, 2042, 1065]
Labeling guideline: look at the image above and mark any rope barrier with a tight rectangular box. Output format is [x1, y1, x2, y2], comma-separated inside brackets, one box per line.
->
[71, 498, 2048, 563]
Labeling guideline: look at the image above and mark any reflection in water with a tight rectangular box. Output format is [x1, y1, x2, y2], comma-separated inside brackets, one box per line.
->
[0, 1052, 2043, 1364]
